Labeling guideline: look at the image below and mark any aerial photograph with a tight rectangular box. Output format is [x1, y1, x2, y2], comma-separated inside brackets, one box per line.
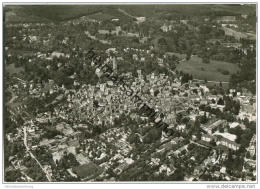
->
[3, 3, 257, 183]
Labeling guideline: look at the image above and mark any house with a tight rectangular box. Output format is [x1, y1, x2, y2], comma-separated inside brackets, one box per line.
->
[52, 151, 63, 163]
[214, 135, 240, 151]
[220, 166, 226, 174]
[111, 18, 119, 22]
[159, 164, 175, 176]
[194, 165, 204, 176]
[241, 14, 248, 19]
[176, 124, 186, 132]
[180, 20, 189, 24]
[216, 16, 236, 23]
[136, 17, 146, 23]
[98, 30, 110, 35]
[202, 120, 227, 134]
[222, 27, 248, 40]
[161, 24, 173, 32]
[229, 122, 239, 128]
[51, 51, 65, 58]
[214, 171, 221, 178]
[248, 134, 256, 157]
[201, 134, 213, 142]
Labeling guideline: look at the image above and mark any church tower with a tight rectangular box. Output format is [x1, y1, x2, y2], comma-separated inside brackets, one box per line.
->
[112, 57, 117, 74]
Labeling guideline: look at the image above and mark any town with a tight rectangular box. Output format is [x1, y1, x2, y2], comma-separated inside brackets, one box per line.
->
[4, 4, 256, 182]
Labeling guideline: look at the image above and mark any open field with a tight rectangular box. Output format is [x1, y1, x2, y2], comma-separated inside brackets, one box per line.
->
[73, 162, 103, 179]
[5, 63, 24, 75]
[4, 5, 104, 22]
[173, 52, 240, 82]
[4, 5, 133, 23]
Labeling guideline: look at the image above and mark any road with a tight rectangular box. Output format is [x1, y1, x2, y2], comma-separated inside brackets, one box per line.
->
[193, 79, 229, 84]
[7, 95, 18, 104]
[118, 8, 136, 19]
[23, 127, 52, 182]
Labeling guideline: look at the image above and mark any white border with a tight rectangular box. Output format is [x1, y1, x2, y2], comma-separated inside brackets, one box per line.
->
[0, 1, 258, 189]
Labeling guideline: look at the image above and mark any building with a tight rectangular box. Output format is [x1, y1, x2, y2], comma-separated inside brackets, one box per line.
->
[161, 24, 173, 32]
[201, 134, 213, 142]
[222, 27, 248, 40]
[248, 134, 256, 157]
[216, 16, 236, 23]
[214, 135, 240, 151]
[202, 120, 227, 134]
[136, 17, 146, 23]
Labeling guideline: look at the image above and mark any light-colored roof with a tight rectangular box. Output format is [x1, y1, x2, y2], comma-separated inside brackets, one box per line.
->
[213, 132, 237, 142]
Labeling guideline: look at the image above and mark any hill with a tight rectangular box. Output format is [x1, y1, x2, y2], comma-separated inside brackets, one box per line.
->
[4, 4, 256, 23]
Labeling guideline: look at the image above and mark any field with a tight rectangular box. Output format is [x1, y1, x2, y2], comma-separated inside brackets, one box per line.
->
[88, 12, 116, 21]
[72, 162, 103, 179]
[5, 63, 24, 75]
[4, 5, 133, 23]
[173, 53, 240, 83]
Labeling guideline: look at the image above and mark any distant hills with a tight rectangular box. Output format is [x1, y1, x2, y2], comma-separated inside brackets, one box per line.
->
[4, 4, 256, 23]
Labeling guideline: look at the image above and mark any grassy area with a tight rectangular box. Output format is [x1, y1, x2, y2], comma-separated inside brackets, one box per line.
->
[5, 63, 24, 75]
[4, 5, 132, 23]
[174, 53, 240, 82]
[5, 5, 104, 23]
[72, 162, 103, 179]
[88, 12, 116, 21]
[112, 4, 255, 17]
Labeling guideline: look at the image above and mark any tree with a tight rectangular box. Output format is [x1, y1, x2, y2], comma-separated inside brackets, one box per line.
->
[219, 127, 224, 133]
[217, 98, 224, 105]
[5, 170, 23, 182]
[143, 128, 161, 144]
[154, 89, 160, 97]
[186, 48, 192, 60]
[128, 133, 141, 144]
[176, 113, 183, 124]
[202, 57, 210, 64]
[158, 37, 167, 46]
[200, 112, 208, 124]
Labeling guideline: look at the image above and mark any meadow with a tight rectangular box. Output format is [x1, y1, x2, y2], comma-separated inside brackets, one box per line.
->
[174, 52, 240, 82]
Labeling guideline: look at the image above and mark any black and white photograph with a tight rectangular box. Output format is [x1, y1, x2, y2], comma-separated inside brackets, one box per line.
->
[1, 0, 258, 187]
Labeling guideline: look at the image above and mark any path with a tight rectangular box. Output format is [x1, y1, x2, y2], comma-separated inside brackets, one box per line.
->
[193, 79, 229, 84]
[10, 161, 33, 182]
[118, 8, 136, 19]
[23, 127, 52, 182]
[190, 140, 210, 149]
